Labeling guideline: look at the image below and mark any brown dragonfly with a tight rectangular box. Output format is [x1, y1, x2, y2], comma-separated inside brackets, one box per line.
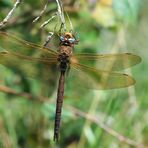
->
[0, 31, 141, 141]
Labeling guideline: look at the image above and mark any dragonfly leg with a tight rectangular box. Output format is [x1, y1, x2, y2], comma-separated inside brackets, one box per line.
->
[43, 32, 54, 47]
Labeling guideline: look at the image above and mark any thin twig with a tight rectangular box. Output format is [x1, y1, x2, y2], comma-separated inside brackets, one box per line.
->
[1, 8, 57, 30]
[0, 0, 22, 29]
[67, 106, 144, 148]
[55, 0, 66, 30]
[32, 0, 66, 30]
[0, 85, 44, 102]
[33, 0, 49, 23]
[40, 13, 57, 28]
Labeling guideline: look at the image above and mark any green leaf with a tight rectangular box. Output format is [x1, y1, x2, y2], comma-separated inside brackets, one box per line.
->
[113, 0, 141, 24]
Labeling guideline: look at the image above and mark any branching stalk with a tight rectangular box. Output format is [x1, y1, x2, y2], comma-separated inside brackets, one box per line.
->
[0, 0, 22, 29]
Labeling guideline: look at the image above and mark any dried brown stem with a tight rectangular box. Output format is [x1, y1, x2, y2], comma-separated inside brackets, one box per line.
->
[1, 9, 56, 30]
[67, 106, 144, 148]
[33, 0, 50, 23]
[0, 85, 44, 102]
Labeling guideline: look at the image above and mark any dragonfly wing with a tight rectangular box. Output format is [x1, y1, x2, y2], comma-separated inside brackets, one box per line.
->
[0, 31, 58, 56]
[0, 51, 58, 79]
[71, 53, 141, 71]
[0, 31, 59, 79]
[67, 63, 135, 90]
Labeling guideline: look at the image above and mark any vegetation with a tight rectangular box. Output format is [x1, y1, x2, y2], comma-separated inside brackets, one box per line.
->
[0, 0, 147, 147]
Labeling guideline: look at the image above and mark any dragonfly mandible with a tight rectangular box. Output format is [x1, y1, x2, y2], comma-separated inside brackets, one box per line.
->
[0, 31, 141, 141]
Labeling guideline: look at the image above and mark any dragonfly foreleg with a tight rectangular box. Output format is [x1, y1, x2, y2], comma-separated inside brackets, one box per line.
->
[43, 32, 54, 47]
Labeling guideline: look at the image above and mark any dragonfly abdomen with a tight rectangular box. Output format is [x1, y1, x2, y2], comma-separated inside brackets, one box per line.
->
[57, 55, 69, 73]
[54, 72, 65, 141]
[54, 45, 72, 141]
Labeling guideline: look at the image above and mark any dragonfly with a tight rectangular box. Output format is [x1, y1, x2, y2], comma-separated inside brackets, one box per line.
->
[0, 31, 141, 141]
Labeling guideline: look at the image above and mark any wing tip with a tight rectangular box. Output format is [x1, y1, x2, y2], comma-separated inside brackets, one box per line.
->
[126, 53, 142, 64]
[123, 73, 136, 87]
[0, 51, 9, 55]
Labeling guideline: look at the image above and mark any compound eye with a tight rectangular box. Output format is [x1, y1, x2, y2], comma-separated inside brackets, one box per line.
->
[60, 36, 65, 41]
[68, 38, 75, 43]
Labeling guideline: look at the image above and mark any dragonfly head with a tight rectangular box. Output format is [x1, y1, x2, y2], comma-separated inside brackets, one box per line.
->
[59, 32, 79, 46]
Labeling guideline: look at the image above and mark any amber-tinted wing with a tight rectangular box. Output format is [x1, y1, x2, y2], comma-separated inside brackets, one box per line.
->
[0, 51, 58, 78]
[0, 31, 58, 56]
[71, 53, 141, 71]
[67, 63, 135, 90]
[0, 32, 58, 78]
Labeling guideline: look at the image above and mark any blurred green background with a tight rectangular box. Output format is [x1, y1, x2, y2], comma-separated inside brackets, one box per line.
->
[0, 0, 147, 147]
